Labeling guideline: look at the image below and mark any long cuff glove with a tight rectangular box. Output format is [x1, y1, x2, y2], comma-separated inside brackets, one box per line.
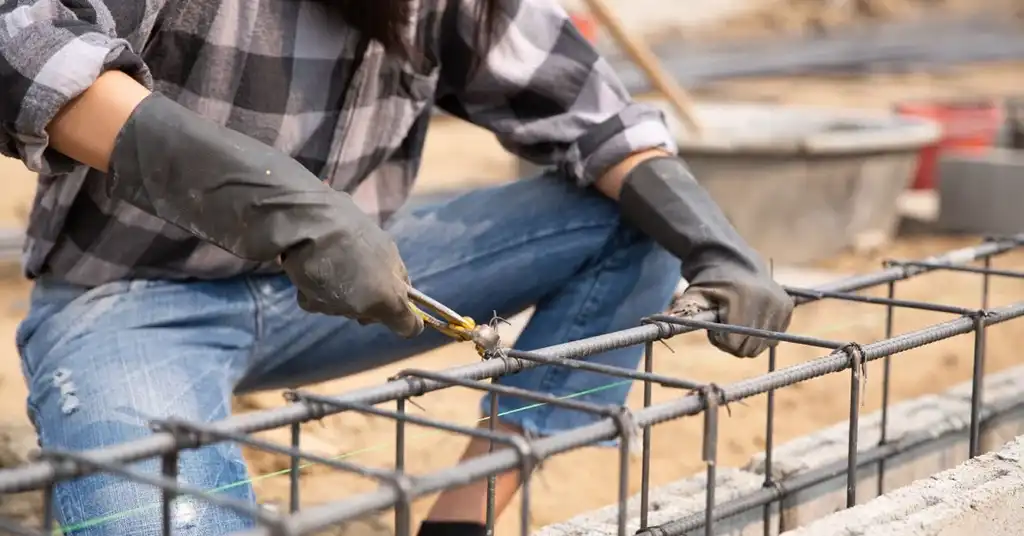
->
[106, 93, 423, 338]
[618, 155, 794, 357]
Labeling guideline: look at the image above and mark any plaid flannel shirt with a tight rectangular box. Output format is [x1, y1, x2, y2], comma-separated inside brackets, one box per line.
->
[0, 0, 678, 286]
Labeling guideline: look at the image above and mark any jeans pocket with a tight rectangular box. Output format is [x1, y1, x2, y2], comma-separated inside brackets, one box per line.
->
[17, 279, 134, 380]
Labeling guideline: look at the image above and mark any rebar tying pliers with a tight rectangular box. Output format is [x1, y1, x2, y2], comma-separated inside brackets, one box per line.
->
[407, 287, 501, 357]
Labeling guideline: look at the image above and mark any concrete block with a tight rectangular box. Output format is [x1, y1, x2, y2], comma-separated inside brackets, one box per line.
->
[532, 468, 778, 536]
[744, 395, 972, 531]
[942, 364, 1024, 455]
[937, 148, 1024, 235]
[534, 367, 1024, 536]
[779, 435, 1024, 536]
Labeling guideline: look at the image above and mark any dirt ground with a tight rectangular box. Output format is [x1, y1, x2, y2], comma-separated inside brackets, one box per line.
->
[3, 56, 1024, 536]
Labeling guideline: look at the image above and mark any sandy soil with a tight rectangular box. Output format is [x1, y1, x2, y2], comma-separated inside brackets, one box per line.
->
[3, 59, 1024, 535]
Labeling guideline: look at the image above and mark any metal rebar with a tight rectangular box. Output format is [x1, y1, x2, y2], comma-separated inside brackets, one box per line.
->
[4, 236, 1018, 497]
[486, 379, 499, 536]
[506, 348, 702, 391]
[640, 341, 654, 531]
[41, 484, 54, 536]
[700, 387, 722, 536]
[617, 417, 631, 536]
[36, 450, 285, 532]
[40, 481, 54, 536]
[395, 397, 408, 536]
[783, 286, 977, 316]
[645, 316, 846, 350]
[887, 259, 1024, 280]
[161, 451, 179, 536]
[762, 345, 777, 536]
[877, 280, 895, 497]
[844, 344, 865, 508]
[636, 404, 1007, 536]
[289, 388, 541, 536]
[391, 369, 621, 419]
[265, 301, 1024, 534]
[4, 237, 1024, 536]
[969, 312, 988, 457]
[289, 423, 300, 514]
[982, 256, 992, 310]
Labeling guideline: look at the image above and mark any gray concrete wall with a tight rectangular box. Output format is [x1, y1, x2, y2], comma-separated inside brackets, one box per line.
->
[780, 435, 1024, 536]
[533, 468, 777, 536]
[937, 148, 1024, 236]
[744, 395, 973, 531]
[534, 364, 1024, 535]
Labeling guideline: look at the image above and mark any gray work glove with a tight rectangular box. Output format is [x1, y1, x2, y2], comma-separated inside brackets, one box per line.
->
[618, 155, 794, 357]
[106, 93, 423, 338]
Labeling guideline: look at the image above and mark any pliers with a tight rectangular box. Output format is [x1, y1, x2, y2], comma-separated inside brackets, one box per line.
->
[407, 287, 501, 357]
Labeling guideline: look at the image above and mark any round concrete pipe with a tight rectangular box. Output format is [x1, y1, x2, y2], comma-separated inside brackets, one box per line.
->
[651, 101, 942, 264]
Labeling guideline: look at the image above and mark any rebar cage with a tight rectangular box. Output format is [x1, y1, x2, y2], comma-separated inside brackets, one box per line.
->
[3, 234, 1024, 536]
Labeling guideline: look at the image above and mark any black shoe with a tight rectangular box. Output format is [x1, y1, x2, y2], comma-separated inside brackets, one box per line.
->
[415, 520, 487, 536]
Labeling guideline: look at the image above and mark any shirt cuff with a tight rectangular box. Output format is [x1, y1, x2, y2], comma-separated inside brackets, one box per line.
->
[13, 33, 149, 174]
[562, 102, 680, 188]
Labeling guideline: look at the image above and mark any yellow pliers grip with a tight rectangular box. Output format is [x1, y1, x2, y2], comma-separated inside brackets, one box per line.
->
[408, 287, 477, 341]
[407, 287, 500, 357]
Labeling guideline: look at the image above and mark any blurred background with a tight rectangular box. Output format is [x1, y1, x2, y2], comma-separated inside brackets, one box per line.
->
[2, 0, 1024, 534]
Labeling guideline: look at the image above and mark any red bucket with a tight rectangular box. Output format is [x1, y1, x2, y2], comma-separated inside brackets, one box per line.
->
[895, 99, 1003, 190]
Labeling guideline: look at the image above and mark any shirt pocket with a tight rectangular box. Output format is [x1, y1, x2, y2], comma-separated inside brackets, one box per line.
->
[328, 43, 439, 191]
[369, 54, 440, 156]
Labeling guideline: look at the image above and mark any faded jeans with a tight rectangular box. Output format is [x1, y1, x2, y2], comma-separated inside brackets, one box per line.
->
[16, 174, 680, 535]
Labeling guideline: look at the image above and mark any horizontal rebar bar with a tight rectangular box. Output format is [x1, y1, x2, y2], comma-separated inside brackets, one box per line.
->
[783, 286, 980, 316]
[248, 300, 1024, 534]
[505, 349, 704, 390]
[0, 235, 1019, 496]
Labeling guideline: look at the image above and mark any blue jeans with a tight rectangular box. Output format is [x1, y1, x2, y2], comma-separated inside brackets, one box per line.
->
[16, 175, 680, 535]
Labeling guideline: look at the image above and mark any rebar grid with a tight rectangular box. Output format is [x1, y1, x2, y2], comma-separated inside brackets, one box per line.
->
[2, 234, 1024, 536]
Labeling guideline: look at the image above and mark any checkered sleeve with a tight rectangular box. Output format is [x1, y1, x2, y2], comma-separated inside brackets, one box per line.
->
[0, 0, 158, 174]
[435, 0, 678, 187]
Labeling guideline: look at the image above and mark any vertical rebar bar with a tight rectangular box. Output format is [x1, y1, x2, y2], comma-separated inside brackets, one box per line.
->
[969, 313, 988, 457]
[968, 256, 993, 459]
[982, 256, 992, 310]
[42, 484, 54, 535]
[617, 432, 630, 536]
[877, 281, 895, 497]
[640, 341, 654, 531]
[763, 345, 777, 536]
[161, 450, 179, 536]
[289, 422, 301, 514]
[396, 397, 409, 536]
[846, 346, 863, 508]
[703, 390, 720, 536]
[520, 468, 532, 536]
[486, 382, 499, 536]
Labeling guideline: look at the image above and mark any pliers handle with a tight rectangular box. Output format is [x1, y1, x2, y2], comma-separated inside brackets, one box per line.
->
[407, 287, 502, 357]
[407, 287, 477, 342]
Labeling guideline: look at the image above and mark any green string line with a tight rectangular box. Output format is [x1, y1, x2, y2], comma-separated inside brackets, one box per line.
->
[55, 380, 631, 534]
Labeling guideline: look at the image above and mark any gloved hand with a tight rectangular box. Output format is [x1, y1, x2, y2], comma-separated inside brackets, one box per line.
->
[618, 155, 794, 357]
[106, 93, 423, 338]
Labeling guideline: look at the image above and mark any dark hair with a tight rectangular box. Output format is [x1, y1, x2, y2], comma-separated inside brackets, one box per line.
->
[333, 0, 502, 63]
